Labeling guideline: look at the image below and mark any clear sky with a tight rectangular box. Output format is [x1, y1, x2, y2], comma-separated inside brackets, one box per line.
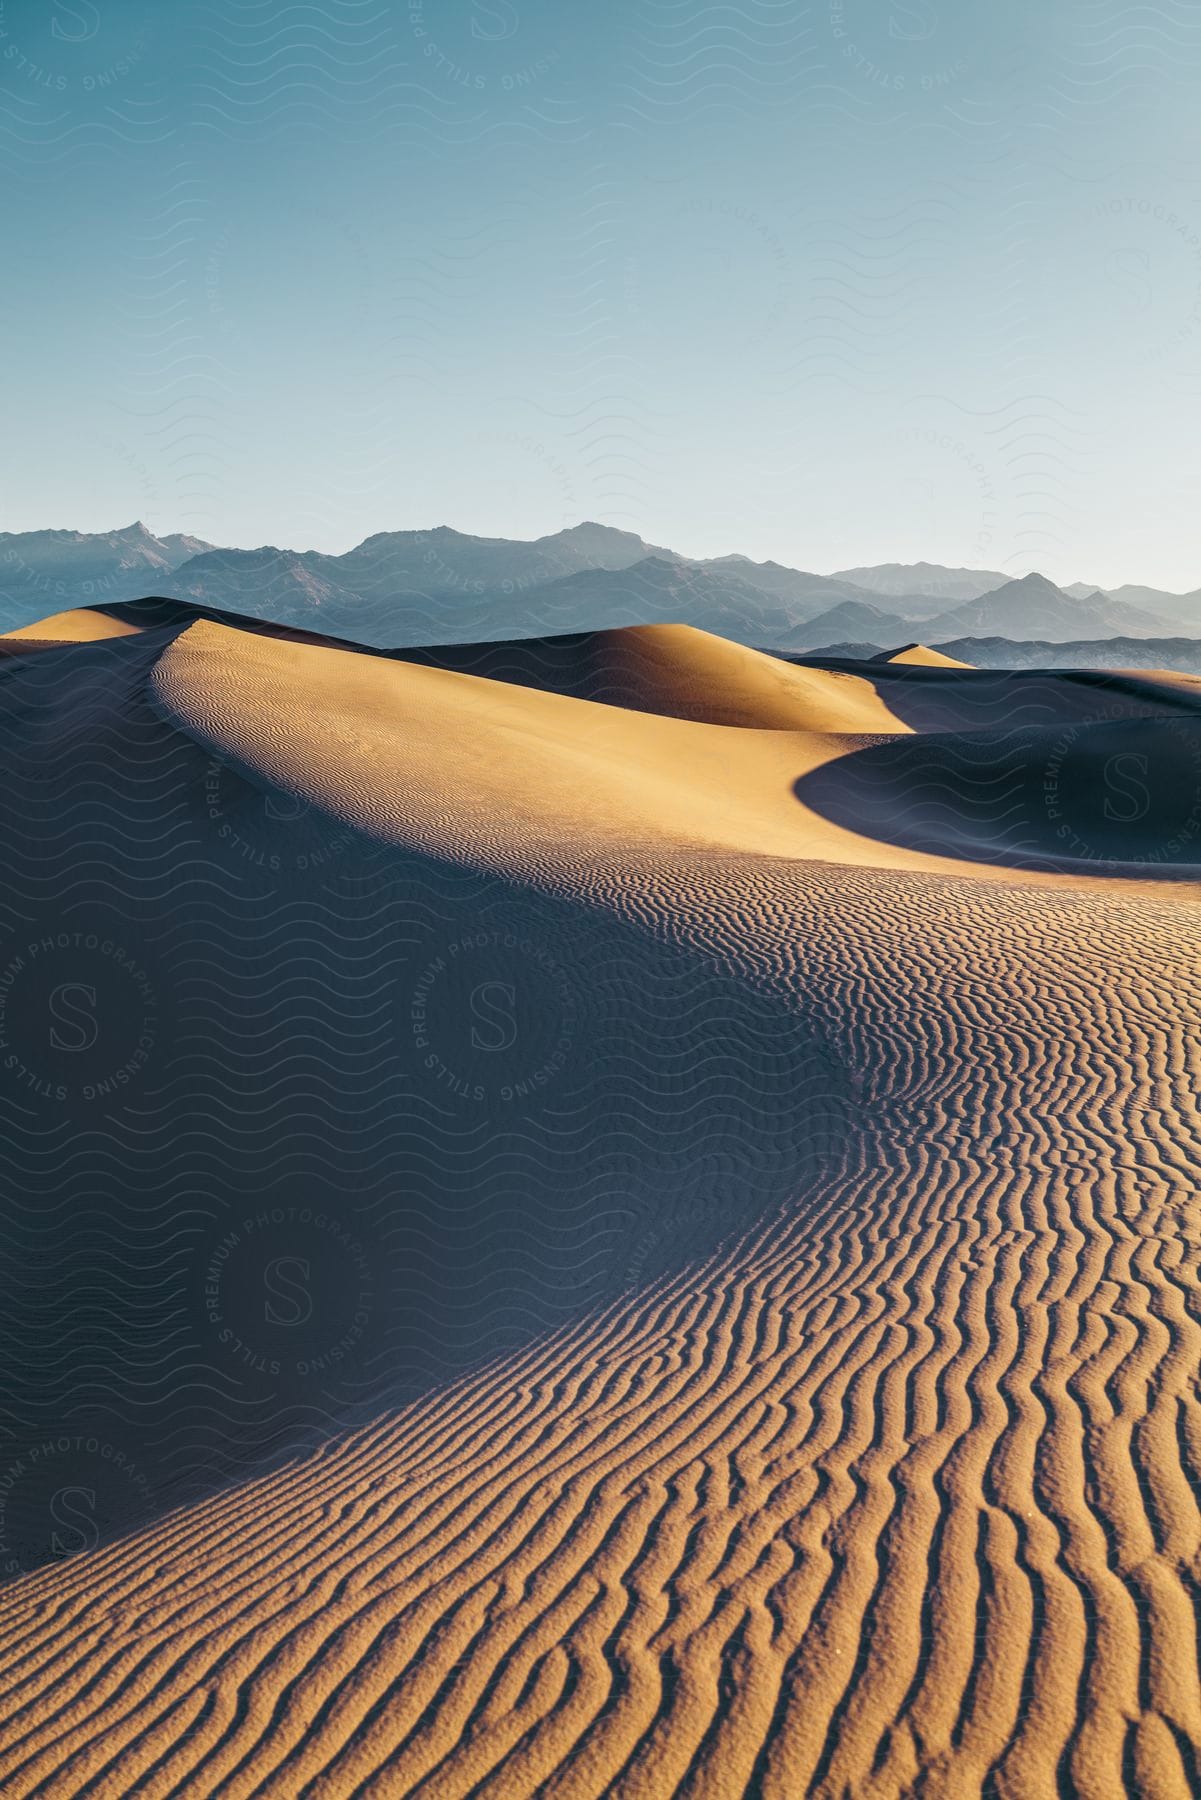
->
[2, 0, 1200, 589]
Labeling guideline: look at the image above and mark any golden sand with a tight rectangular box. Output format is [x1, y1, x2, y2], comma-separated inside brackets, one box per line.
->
[0, 607, 145, 641]
[885, 643, 973, 668]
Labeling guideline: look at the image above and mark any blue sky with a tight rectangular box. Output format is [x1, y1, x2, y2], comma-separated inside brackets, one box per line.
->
[2, 0, 1200, 587]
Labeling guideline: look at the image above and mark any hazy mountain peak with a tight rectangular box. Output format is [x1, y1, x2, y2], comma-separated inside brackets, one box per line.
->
[158, 532, 215, 558]
[830, 560, 1009, 602]
[541, 521, 643, 548]
[708, 553, 814, 576]
[922, 570, 1175, 643]
[997, 570, 1060, 592]
[631, 554, 685, 574]
[534, 521, 679, 571]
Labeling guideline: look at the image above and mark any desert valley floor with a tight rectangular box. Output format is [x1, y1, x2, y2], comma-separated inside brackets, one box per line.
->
[0, 603, 1197, 1796]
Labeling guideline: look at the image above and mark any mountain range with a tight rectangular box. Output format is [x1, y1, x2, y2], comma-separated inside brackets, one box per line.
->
[1064, 578, 1201, 628]
[1, 520, 1196, 649]
[793, 635, 1201, 673]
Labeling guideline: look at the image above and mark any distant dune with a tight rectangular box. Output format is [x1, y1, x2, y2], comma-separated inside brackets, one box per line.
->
[1, 606, 145, 641]
[931, 634, 1201, 674]
[878, 642, 973, 668]
[0, 605, 1198, 1796]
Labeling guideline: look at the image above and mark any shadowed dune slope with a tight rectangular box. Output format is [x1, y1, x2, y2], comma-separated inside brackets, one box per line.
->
[787, 656, 1201, 735]
[0, 625, 856, 1533]
[795, 716, 1201, 879]
[0, 615, 1198, 1797]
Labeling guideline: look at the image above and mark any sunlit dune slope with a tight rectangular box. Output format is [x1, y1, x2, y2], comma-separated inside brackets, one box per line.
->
[393, 621, 912, 731]
[149, 617, 1201, 888]
[882, 642, 973, 668]
[0, 607, 145, 641]
[1116, 668, 1201, 698]
[1, 596, 376, 654]
[149, 618, 918, 874]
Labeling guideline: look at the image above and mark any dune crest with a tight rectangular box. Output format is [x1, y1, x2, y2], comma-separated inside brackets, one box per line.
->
[394, 621, 916, 732]
[881, 641, 973, 668]
[0, 606, 145, 642]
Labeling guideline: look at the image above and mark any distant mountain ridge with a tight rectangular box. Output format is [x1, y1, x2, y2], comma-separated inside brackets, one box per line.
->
[933, 635, 1201, 672]
[0, 520, 1193, 648]
[791, 599, 911, 647]
[689, 554, 902, 613]
[794, 636, 1201, 673]
[916, 572, 1170, 643]
[1066, 578, 1201, 629]
[0, 521, 213, 609]
[830, 560, 1009, 603]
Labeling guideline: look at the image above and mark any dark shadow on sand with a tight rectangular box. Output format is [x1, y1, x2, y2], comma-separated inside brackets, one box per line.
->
[794, 714, 1201, 879]
[0, 630, 855, 1576]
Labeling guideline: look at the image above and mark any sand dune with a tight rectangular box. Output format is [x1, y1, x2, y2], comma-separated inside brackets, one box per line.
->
[882, 642, 973, 668]
[0, 610, 1198, 1797]
[149, 617, 929, 876]
[148, 616, 1201, 890]
[391, 622, 913, 732]
[0, 607, 146, 642]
